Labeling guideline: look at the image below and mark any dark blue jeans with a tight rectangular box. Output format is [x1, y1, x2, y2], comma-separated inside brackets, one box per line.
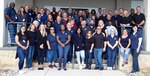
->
[8, 23, 17, 43]
[37, 48, 45, 65]
[94, 48, 103, 68]
[67, 42, 73, 62]
[58, 45, 70, 68]
[85, 50, 92, 67]
[46, 50, 57, 63]
[17, 47, 26, 70]
[107, 49, 117, 67]
[26, 46, 35, 68]
[131, 49, 140, 72]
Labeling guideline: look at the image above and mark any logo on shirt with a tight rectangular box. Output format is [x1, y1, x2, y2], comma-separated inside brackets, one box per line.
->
[65, 33, 68, 35]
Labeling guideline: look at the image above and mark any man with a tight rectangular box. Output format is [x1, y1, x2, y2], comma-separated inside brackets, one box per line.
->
[132, 6, 145, 29]
[5, 2, 17, 45]
[129, 8, 135, 26]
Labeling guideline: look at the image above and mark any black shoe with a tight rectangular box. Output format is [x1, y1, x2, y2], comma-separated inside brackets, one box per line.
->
[64, 68, 67, 71]
[58, 68, 61, 70]
[88, 66, 91, 69]
[130, 71, 135, 73]
[38, 68, 41, 70]
[94, 67, 99, 70]
[53, 64, 57, 68]
[48, 64, 53, 68]
[99, 67, 104, 70]
[84, 66, 88, 69]
[38, 68, 43, 70]
[41, 68, 44, 70]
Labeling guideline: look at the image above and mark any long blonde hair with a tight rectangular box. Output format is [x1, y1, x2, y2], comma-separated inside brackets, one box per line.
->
[39, 24, 47, 37]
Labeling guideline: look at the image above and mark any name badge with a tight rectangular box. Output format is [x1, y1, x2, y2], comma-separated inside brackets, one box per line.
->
[65, 33, 67, 35]
[15, 16, 17, 19]
[23, 40, 26, 43]
[29, 13, 32, 15]
[22, 19, 25, 22]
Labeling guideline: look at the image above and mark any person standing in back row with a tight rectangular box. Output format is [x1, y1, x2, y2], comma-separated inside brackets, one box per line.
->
[5, 2, 17, 45]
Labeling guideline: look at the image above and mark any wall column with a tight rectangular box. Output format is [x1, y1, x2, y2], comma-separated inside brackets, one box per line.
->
[144, 0, 150, 51]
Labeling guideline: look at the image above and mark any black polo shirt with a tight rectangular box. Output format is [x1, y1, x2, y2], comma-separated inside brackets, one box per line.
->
[133, 13, 145, 27]
[120, 16, 131, 24]
[93, 33, 105, 48]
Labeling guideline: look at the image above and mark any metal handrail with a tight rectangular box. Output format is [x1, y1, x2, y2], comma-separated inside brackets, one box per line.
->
[6, 22, 26, 47]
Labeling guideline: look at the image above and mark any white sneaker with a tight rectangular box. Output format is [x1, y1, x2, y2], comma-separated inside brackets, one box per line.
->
[19, 70, 27, 74]
[81, 62, 85, 66]
[29, 68, 34, 70]
[79, 65, 82, 70]
[107, 67, 110, 70]
[110, 67, 113, 70]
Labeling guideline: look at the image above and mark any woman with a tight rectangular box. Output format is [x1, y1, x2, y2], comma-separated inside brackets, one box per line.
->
[119, 29, 131, 67]
[17, 6, 27, 29]
[120, 9, 131, 26]
[120, 9, 132, 35]
[26, 23, 36, 69]
[15, 25, 29, 74]
[107, 28, 118, 70]
[130, 26, 142, 74]
[93, 26, 106, 70]
[46, 27, 58, 68]
[36, 24, 47, 70]
[84, 30, 94, 69]
[73, 28, 85, 69]
[57, 25, 71, 71]
[45, 21, 52, 34]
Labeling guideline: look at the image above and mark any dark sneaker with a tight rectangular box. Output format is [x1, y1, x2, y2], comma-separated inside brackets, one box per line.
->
[99, 67, 104, 70]
[58, 67, 61, 70]
[94, 67, 99, 70]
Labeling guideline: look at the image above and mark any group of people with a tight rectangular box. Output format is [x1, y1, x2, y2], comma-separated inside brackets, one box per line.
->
[4, 2, 145, 75]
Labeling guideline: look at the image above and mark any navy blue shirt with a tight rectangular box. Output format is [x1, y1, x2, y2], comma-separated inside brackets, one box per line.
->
[73, 33, 84, 51]
[80, 25, 91, 38]
[4, 7, 17, 23]
[120, 36, 130, 48]
[57, 31, 70, 44]
[66, 28, 75, 36]
[53, 22, 63, 33]
[25, 10, 33, 24]
[47, 34, 58, 51]
[41, 14, 47, 24]
[130, 31, 142, 49]
[107, 35, 118, 50]
[17, 34, 28, 48]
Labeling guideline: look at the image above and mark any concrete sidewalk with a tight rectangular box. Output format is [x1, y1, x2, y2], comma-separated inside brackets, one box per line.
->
[17, 68, 127, 76]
